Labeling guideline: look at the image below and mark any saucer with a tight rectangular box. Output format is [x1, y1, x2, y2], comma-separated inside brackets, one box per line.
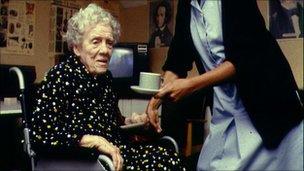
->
[130, 85, 159, 95]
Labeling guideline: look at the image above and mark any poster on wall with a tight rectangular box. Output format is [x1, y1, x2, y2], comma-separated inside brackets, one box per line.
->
[0, 0, 35, 55]
[269, 0, 303, 39]
[49, 0, 79, 55]
[148, 0, 174, 48]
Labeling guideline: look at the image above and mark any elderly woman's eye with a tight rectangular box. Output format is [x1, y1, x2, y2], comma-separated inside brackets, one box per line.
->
[107, 40, 114, 48]
[92, 39, 100, 45]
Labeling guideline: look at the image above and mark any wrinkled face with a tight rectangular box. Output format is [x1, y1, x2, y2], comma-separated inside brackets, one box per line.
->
[73, 23, 114, 75]
[156, 6, 166, 28]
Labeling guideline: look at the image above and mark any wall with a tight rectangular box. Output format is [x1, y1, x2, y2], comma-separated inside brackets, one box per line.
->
[278, 39, 303, 89]
[257, 1, 303, 89]
[119, 5, 149, 42]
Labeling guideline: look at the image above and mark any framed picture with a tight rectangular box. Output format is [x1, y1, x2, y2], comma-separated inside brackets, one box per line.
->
[269, 0, 303, 39]
[148, 0, 174, 48]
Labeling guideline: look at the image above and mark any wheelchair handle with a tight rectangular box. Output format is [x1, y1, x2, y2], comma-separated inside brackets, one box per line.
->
[98, 154, 115, 171]
[9, 67, 25, 90]
[161, 136, 179, 154]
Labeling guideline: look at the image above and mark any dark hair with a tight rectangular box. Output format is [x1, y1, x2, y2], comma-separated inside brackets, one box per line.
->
[153, 0, 172, 26]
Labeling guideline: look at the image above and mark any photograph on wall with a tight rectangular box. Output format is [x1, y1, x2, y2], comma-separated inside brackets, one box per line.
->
[269, 0, 303, 39]
[49, 2, 78, 54]
[148, 0, 173, 48]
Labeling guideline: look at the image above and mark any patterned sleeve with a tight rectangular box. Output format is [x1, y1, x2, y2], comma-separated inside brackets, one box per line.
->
[30, 67, 84, 149]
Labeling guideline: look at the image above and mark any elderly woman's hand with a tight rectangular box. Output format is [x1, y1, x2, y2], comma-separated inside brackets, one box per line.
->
[125, 112, 148, 125]
[146, 97, 162, 133]
[145, 71, 179, 133]
[80, 135, 123, 171]
[154, 78, 196, 102]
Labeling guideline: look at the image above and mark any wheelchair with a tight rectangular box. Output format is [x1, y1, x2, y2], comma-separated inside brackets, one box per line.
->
[9, 67, 178, 171]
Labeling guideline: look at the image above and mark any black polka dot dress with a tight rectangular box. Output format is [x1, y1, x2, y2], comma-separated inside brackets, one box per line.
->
[31, 55, 185, 170]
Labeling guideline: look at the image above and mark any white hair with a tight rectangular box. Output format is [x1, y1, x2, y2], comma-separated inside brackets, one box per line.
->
[66, 3, 121, 50]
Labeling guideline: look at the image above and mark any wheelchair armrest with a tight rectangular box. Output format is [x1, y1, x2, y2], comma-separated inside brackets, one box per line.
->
[160, 136, 179, 154]
[98, 154, 115, 171]
[34, 156, 106, 171]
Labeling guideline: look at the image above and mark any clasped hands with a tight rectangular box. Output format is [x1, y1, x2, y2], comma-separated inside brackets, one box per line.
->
[123, 78, 196, 134]
[146, 75, 198, 133]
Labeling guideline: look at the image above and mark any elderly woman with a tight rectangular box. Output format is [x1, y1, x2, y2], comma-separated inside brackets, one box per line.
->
[31, 4, 185, 171]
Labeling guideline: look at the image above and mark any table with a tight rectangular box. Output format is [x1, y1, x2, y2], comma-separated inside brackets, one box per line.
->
[0, 101, 22, 115]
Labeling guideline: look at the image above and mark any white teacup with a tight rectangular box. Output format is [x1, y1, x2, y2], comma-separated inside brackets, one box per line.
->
[139, 72, 161, 90]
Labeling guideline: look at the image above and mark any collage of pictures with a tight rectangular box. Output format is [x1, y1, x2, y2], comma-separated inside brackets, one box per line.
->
[0, 0, 35, 55]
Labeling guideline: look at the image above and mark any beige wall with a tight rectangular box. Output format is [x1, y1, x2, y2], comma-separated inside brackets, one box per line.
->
[1, 1, 303, 89]
[278, 39, 303, 89]
[257, 1, 303, 89]
[120, 5, 149, 42]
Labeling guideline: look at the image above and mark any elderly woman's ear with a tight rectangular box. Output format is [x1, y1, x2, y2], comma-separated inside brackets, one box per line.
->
[73, 45, 81, 57]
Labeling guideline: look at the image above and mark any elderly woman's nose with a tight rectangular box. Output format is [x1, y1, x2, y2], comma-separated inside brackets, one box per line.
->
[98, 41, 109, 54]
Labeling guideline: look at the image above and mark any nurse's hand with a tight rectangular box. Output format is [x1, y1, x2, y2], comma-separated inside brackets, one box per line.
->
[154, 78, 196, 102]
[154, 61, 237, 102]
